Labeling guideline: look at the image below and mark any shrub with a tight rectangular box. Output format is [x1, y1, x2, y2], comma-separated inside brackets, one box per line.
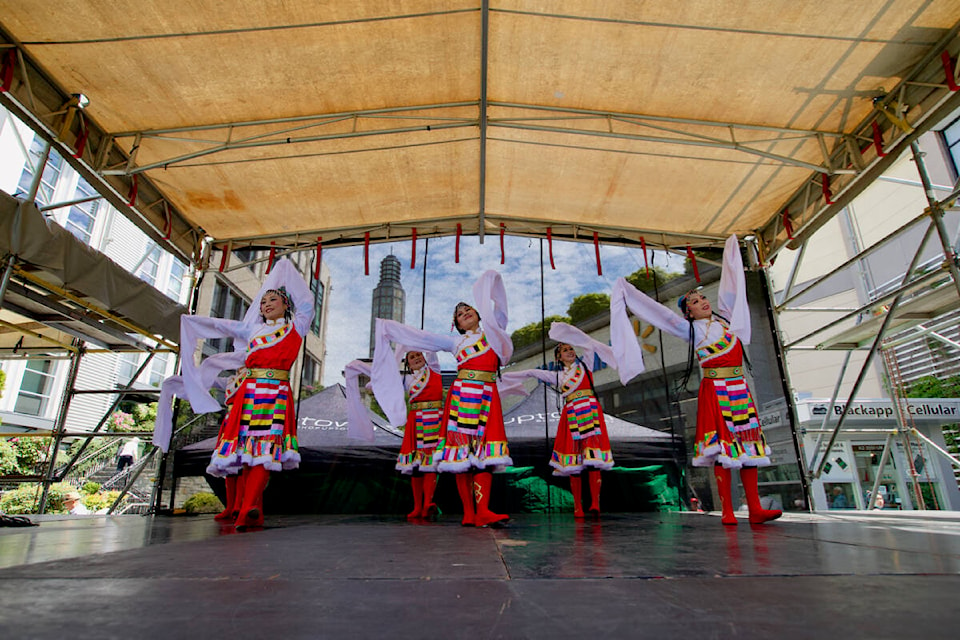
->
[83, 490, 120, 513]
[183, 492, 224, 515]
[0, 439, 20, 475]
[82, 481, 101, 494]
[0, 482, 75, 514]
[511, 315, 571, 349]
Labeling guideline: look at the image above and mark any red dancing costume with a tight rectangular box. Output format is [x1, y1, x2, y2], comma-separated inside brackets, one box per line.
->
[550, 362, 614, 477]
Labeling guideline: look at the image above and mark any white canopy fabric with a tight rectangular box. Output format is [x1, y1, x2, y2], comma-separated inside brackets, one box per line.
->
[1, 1, 959, 262]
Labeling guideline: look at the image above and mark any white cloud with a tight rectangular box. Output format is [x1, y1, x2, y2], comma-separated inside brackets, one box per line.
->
[321, 235, 683, 386]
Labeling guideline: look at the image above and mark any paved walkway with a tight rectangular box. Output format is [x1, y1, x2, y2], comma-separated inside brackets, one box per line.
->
[2, 511, 959, 638]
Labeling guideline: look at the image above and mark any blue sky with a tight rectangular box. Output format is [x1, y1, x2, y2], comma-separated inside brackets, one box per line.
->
[320, 234, 684, 386]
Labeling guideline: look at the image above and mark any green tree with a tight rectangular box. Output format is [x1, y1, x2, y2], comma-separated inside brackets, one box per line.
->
[625, 265, 683, 292]
[567, 293, 609, 324]
[510, 315, 571, 349]
[0, 439, 20, 475]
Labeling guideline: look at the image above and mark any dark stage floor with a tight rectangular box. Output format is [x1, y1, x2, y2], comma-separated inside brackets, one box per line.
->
[2, 510, 960, 638]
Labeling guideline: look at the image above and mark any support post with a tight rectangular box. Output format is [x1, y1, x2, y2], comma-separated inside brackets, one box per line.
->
[910, 141, 960, 298]
[37, 339, 83, 513]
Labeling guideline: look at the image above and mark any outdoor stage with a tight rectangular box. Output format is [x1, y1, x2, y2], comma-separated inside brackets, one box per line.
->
[1, 511, 959, 638]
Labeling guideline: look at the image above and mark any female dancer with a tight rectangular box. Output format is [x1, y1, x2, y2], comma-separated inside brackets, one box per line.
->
[610, 235, 781, 525]
[501, 322, 615, 518]
[372, 270, 513, 527]
[177, 258, 314, 529]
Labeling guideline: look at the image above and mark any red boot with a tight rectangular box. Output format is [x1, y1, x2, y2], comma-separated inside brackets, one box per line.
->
[236, 465, 269, 530]
[714, 465, 738, 526]
[408, 475, 424, 520]
[741, 467, 782, 524]
[421, 473, 439, 520]
[473, 471, 509, 527]
[214, 475, 239, 521]
[587, 470, 602, 517]
[456, 473, 475, 526]
[569, 475, 585, 519]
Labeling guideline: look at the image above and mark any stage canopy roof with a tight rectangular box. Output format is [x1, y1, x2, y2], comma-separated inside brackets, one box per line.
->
[2, 1, 960, 264]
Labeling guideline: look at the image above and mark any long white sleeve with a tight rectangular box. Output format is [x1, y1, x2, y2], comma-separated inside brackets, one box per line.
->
[344, 359, 376, 443]
[499, 368, 557, 397]
[371, 318, 456, 426]
[549, 322, 617, 370]
[473, 269, 513, 363]
[179, 315, 248, 413]
[716, 234, 751, 344]
[243, 258, 316, 337]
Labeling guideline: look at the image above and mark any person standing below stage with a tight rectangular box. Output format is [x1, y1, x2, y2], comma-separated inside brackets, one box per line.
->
[176, 258, 314, 530]
[395, 350, 443, 520]
[116, 437, 140, 472]
[610, 235, 781, 525]
[500, 322, 615, 519]
[372, 270, 513, 527]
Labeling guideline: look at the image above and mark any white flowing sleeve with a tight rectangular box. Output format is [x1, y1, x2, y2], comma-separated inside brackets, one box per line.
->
[243, 258, 315, 336]
[371, 319, 456, 426]
[716, 234, 751, 344]
[153, 376, 184, 452]
[549, 322, 617, 370]
[473, 270, 513, 363]
[179, 315, 248, 413]
[610, 278, 690, 384]
[344, 359, 376, 443]
[498, 368, 556, 397]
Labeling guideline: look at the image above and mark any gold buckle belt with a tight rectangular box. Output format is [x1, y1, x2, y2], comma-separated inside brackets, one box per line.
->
[457, 369, 497, 383]
[703, 366, 742, 379]
[245, 368, 290, 381]
[565, 389, 594, 402]
[410, 400, 442, 410]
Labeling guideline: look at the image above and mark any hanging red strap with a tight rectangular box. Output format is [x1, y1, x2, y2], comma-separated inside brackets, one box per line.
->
[162, 201, 172, 240]
[546, 227, 556, 270]
[364, 232, 370, 275]
[410, 228, 417, 269]
[314, 237, 323, 280]
[821, 174, 834, 205]
[218, 246, 229, 273]
[782, 208, 794, 240]
[73, 114, 89, 159]
[499, 223, 506, 265]
[127, 174, 139, 207]
[593, 232, 602, 276]
[266, 241, 276, 274]
[640, 236, 649, 277]
[871, 121, 887, 157]
[1, 49, 15, 93]
[455, 223, 462, 263]
[942, 51, 959, 92]
[687, 245, 701, 283]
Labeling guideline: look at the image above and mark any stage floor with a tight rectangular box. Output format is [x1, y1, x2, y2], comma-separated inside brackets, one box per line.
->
[2, 510, 960, 638]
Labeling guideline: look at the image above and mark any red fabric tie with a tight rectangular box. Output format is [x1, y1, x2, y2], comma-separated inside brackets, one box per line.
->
[782, 209, 794, 240]
[162, 201, 172, 240]
[266, 241, 276, 274]
[593, 232, 602, 276]
[687, 245, 700, 283]
[410, 228, 417, 269]
[218, 247, 229, 273]
[455, 223, 462, 263]
[942, 51, 959, 92]
[364, 232, 370, 275]
[871, 121, 887, 157]
[640, 236, 649, 277]
[127, 175, 138, 207]
[0, 49, 15, 92]
[314, 237, 322, 280]
[546, 227, 556, 270]
[499, 223, 505, 265]
[73, 114, 89, 159]
[821, 174, 834, 205]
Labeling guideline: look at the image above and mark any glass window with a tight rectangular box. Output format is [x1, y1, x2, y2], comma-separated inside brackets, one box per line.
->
[310, 275, 324, 336]
[15, 359, 56, 416]
[824, 482, 856, 510]
[136, 243, 162, 285]
[209, 280, 249, 353]
[148, 353, 169, 386]
[944, 115, 960, 177]
[233, 247, 257, 272]
[117, 353, 141, 385]
[64, 177, 100, 244]
[16, 136, 64, 207]
[167, 260, 188, 302]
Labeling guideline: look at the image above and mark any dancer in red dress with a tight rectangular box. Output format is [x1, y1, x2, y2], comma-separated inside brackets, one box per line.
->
[372, 270, 513, 527]
[395, 351, 443, 519]
[501, 322, 615, 518]
[610, 235, 781, 525]
[175, 258, 314, 530]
